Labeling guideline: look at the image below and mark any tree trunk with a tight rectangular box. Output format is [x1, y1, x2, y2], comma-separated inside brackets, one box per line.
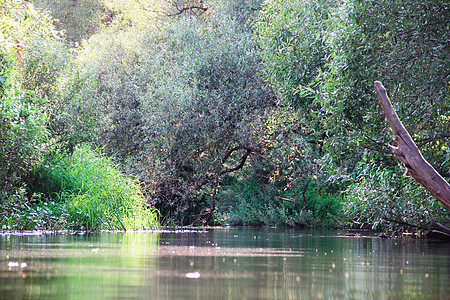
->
[374, 81, 450, 209]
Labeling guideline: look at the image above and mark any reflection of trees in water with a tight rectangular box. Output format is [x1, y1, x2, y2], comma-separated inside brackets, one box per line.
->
[1, 229, 448, 298]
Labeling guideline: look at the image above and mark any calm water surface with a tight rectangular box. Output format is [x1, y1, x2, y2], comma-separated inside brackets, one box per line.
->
[0, 228, 448, 299]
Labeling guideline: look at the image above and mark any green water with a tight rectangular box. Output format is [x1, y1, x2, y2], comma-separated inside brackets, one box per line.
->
[0, 228, 448, 299]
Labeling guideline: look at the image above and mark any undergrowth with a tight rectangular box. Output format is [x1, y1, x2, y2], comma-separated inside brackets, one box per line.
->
[214, 176, 344, 228]
[343, 166, 450, 232]
[1, 144, 159, 231]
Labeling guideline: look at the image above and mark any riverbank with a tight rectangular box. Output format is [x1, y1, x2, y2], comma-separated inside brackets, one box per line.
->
[2, 226, 449, 242]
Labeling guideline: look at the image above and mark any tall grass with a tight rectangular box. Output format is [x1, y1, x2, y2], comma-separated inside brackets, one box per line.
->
[28, 144, 159, 231]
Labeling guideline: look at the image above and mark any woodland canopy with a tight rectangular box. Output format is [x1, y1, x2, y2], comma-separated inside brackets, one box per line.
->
[0, 0, 448, 232]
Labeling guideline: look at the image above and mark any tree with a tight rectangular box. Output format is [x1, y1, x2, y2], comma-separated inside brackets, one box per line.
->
[322, 0, 449, 175]
[0, 0, 60, 199]
[50, 0, 272, 224]
[253, 0, 338, 186]
[254, 0, 336, 111]
[254, 0, 449, 229]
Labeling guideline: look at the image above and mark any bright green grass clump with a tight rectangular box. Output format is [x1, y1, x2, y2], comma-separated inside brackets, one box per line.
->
[27, 144, 159, 231]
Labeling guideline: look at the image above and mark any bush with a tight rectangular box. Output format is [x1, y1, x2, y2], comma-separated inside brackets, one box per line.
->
[0, 87, 49, 197]
[344, 164, 450, 232]
[29, 144, 159, 231]
[0, 189, 68, 231]
[22, 38, 71, 99]
[215, 176, 344, 228]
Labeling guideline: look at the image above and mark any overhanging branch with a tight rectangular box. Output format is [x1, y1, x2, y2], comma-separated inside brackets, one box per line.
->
[374, 81, 450, 209]
[219, 147, 254, 176]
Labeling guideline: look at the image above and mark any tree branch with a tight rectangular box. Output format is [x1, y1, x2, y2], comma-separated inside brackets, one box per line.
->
[432, 222, 450, 234]
[416, 133, 450, 147]
[191, 145, 256, 225]
[382, 217, 418, 229]
[188, 145, 256, 204]
[167, 6, 207, 16]
[219, 148, 253, 176]
[374, 81, 450, 209]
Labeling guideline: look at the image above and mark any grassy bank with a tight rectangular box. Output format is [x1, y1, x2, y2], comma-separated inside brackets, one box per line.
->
[1, 145, 159, 232]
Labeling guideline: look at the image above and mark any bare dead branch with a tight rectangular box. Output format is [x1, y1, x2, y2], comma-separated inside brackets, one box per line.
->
[432, 222, 450, 234]
[374, 81, 450, 209]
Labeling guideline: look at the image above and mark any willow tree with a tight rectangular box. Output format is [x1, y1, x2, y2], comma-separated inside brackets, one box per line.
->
[50, 0, 271, 224]
[255, 0, 449, 228]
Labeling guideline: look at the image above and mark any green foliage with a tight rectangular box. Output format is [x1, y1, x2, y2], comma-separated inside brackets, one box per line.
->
[51, 2, 273, 224]
[22, 38, 71, 99]
[254, 0, 337, 110]
[0, 0, 161, 232]
[30, 144, 158, 231]
[0, 188, 68, 231]
[344, 165, 449, 232]
[0, 0, 61, 198]
[322, 0, 449, 172]
[215, 176, 343, 228]
[32, 0, 111, 45]
[255, 0, 449, 230]
[138, 16, 271, 223]
[0, 0, 59, 47]
[2, 0, 447, 230]
[0, 88, 49, 197]
[321, 0, 450, 229]
[0, 49, 11, 96]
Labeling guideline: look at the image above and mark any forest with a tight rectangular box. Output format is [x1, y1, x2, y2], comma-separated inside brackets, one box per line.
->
[0, 0, 448, 234]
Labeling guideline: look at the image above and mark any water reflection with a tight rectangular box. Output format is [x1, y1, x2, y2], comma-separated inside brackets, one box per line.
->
[0, 228, 448, 299]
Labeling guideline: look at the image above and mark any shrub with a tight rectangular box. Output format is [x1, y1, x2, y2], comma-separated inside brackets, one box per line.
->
[215, 176, 344, 228]
[344, 164, 450, 232]
[21, 38, 71, 99]
[0, 87, 49, 197]
[30, 144, 159, 231]
[0, 189, 68, 231]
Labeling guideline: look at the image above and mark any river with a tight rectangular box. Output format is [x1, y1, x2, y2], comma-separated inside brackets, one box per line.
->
[1, 228, 448, 299]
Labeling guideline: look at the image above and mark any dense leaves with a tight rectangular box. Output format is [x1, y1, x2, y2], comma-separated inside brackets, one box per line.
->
[0, 0, 448, 230]
[52, 4, 273, 224]
[255, 0, 449, 229]
[0, 1, 56, 197]
[0, 89, 49, 196]
[255, 0, 337, 110]
[322, 0, 449, 173]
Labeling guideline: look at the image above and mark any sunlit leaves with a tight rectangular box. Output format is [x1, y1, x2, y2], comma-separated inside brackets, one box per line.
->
[322, 0, 449, 174]
[0, 0, 59, 48]
[254, 0, 337, 110]
[32, 0, 108, 45]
